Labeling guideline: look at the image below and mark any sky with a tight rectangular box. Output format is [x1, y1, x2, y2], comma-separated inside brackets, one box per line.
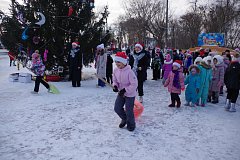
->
[0, 0, 209, 24]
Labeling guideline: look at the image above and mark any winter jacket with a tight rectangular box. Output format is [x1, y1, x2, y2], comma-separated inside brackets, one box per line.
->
[151, 56, 161, 70]
[164, 69, 185, 94]
[162, 59, 173, 79]
[96, 52, 107, 78]
[112, 65, 138, 97]
[68, 47, 82, 81]
[31, 58, 45, 76]
[209, 56, 224, 92]
[8, 51, 15, 60]
[184, 56, 193, 69]
[224, 61, 240, 90]
[106, 54, 113, 76]
[197, 62, 212, 104]
[129, 50, 148, 81]
[185, 73, 200, 103]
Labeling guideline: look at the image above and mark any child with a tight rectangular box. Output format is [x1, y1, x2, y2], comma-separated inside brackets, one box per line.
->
[164, 60, 185, 108]
[95, 44, 107, 87]
[162, 54, 173, 85]
[31, 50, 50, 94]
[209, 55, 224, 104]
[224, 53, 240, 112]
[183, 54, 193, 76]
[197, 56, 212, 107]
[184, 65, 200, 107]
[151, 53, 161, 80]
[112, 52, 138, 131]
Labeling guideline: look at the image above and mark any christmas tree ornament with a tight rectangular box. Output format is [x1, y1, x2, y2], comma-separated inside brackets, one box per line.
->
[68, 6, 74, 16]
[35, 12, 46, 26]
[33, 36, 40, 44]
[22, 27, 29, 40]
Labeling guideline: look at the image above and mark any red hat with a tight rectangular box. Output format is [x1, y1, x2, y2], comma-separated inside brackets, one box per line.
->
[72, 42, 80, 46]
[173, 60, 182, 68]
[115, 52, 128, 65]
[135, 43, 143, 50]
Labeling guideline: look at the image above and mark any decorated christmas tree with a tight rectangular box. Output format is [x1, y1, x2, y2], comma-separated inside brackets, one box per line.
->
[0, 0, 110, 76]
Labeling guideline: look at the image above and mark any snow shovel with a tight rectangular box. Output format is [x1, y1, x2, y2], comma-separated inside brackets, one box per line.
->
[95, 74, 144, 118]
[9, 54, 60, 94]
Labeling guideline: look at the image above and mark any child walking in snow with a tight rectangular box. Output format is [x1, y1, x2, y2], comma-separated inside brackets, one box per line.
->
[164, 60, 185, 108]
[31, 50, 50, 94]
[184, 65, 200, 107]
[208, 55, 224, 104]
[162, 54, 173, 85]
[112, 52, 138, 131]
[224, 54, 240, 112]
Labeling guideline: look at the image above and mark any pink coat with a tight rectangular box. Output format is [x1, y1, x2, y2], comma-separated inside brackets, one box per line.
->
[162, 60, 173, 79]
[113, 65, 138, 97]
[164, 70, 185, 94]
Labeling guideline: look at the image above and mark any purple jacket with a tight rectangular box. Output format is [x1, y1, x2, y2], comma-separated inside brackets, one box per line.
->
[164, 70, 185, 94]
[113, 65, 138, 97]
[162, 60, 173, 79]
[31, 58, 45, 76]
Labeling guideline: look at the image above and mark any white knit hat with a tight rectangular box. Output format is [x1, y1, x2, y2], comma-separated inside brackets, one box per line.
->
[194, 57, 203, 65]
[97, 43, 104, 50]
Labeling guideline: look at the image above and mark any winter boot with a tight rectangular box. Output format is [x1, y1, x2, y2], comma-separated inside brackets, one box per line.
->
[229, 103, 236, 112]
[190, 103, 196, 107]
[211, 92, 218, 104]
[224, 99, 231, 111]
[139, 96, 143, 103]
[119, 120, 127, 128]
[168, 99, 175, 107]
[176, 101, 181, 108]
[31, 91, 38, 94]
[184, 101, 190, 106]
[207, 96, 211, 102]
[127, 125, 135, 132]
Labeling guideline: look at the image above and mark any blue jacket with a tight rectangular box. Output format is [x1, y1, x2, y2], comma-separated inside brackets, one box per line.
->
[184, 73, 200, 103]
[197, 62, 212, 104]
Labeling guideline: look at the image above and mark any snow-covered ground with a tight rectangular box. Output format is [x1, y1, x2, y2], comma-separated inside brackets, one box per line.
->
[0, 53, 240, 160]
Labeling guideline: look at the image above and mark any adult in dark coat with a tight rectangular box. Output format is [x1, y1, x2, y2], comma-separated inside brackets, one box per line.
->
[224, 56, 240, 112]
[172, 50, 180, 62]
[106, 52, 113, 84]
[68, 42, 82, 87]
[129, 43, 148, 103]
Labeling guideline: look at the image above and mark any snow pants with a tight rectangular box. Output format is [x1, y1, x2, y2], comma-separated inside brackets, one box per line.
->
[114, 95, 135, 128]
[34, 76, 50, 92]
[227, 88, 239, 103]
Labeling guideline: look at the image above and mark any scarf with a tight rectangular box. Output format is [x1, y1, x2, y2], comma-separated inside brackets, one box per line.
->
[172, 70, 180, 89]
[70, 48, 80, 58]
[132, 52, 145, 75]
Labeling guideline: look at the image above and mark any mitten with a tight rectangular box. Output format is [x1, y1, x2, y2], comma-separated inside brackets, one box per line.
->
[113, 85, 118, 92]
[181, 88, 185, 91]
[118, 88, 126, 97]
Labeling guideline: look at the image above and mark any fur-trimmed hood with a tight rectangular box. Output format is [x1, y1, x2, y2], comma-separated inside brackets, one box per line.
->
[200, 61, 212, 69]
[213, 55, 224, 66]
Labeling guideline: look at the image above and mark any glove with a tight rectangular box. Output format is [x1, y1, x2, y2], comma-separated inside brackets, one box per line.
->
[113, 85, 118, 92]
[196, 88, 199, 93]
[138, 67, 142, 71]
[181, 88, 185, 91]
[118, 88, 126, 97]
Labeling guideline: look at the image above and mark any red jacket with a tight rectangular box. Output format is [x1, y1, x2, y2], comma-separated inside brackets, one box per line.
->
[8, 52, 15, 60]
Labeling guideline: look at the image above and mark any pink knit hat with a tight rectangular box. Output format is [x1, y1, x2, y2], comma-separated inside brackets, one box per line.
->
[165, 54, 171, 61]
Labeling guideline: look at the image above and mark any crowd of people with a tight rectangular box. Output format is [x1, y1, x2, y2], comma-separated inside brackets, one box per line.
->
[7, 42, 240, 132]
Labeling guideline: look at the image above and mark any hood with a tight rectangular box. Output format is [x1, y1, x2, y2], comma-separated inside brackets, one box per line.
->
[213, 55, 224, 66]
[194, 57, 203, 65]
[200, 61, 211, 69]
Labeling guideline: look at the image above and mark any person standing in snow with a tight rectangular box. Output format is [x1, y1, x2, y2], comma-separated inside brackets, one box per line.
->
[184, 65, 201, 107]
[8, 51, 16, 67]
[197, 56, 212, 107]
[162, 53, 173, 85]
[183, 53, 193, 76]
[208, 55, 224, 104]
[151, 52, 161, 80]
[106, 48, 113, 84]
[129, 43, 148, 103]
[95, 44, 107, 87]
[164, 60, 185, 108]
[224, 53, 240, 112]
[31, 50, 50, 94]
[112, 52, 138, 132]
[68, 42, 82, 87]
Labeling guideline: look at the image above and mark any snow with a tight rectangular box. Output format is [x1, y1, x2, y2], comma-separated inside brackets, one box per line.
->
[0, 52, 240, 160]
